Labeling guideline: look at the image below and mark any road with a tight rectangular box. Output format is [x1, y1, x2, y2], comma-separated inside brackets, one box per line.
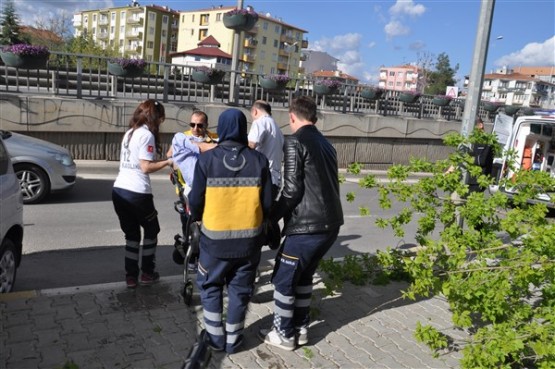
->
[14, 161, 418, 292]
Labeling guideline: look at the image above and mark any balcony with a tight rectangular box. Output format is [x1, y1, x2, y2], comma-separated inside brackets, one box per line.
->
[301, 39, 309, 48]
[97, 32, 109, 40]
[127, 45, 142, 55]
[127, 17, 143, 25]
[126, 31, 143, 39]
[277, 62, 287, 71]
[98, 18, 109, 26]
[280, 34, 295, 44]
[242, 54, 256, 63]
[243, 39, 257, 48]
[278, 49, 289, 57]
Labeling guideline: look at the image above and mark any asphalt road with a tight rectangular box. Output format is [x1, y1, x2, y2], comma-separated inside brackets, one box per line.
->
[14, 161, 418, 292]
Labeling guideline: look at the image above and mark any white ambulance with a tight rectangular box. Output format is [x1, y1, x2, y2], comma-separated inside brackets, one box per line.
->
[492, 109, 555, 205]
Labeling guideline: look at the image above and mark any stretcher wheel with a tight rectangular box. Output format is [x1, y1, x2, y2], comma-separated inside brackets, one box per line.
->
[183, 281, 193, 306]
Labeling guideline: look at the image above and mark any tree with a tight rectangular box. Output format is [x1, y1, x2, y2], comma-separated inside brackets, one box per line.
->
[416, 51, 435, 94]
[34, 11, 73, 44]
[0, 0, 27, 45]
[426, 52, 459, 95]
[321, 129, 555, 367]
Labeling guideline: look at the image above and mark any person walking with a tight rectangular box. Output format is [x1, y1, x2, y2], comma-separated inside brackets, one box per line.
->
[248, 100, 284, 200]
[259, 96, 344, 350]
[189, 108, 273, 354]
[112, 99, 173, 289]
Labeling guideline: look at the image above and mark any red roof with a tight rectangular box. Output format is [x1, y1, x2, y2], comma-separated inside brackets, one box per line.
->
[312, 70, 358, 82]
[170, 35, 231, 59]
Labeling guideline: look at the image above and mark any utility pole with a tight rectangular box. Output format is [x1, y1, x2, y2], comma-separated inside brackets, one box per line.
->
[228, 0, 243, 105]
[461, 0, 496, 137]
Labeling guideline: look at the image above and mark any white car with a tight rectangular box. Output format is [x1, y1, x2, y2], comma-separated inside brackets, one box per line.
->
[1, 130, 77, 204]
[0, 134, 24, 293]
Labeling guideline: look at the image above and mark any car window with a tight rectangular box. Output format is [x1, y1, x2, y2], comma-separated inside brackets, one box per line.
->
[0, 139, 9, 174]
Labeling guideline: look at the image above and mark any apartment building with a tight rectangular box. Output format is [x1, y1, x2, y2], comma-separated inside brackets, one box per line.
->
[481, 68, 555, 108]
[299, 50, 339, 76]
[72, 1, 179, 63]
[511, 66, 555, 84]
[378, 65, 421, 92]
[176, 5, 308, 77]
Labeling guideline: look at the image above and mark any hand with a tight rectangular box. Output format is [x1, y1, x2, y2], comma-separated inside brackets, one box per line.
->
[166, 147, 173, 158]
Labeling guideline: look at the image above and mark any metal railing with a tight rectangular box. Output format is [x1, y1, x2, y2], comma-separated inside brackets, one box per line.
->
[0, 50, 479, 121]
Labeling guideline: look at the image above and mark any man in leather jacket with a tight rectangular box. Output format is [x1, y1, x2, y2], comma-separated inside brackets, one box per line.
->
[259, 96, 344, 350]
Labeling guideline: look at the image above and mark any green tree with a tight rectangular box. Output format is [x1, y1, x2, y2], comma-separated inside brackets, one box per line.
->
[426, 52, 459, 95]
[0, 0, 27, 45]
[322, 130, 555, 367]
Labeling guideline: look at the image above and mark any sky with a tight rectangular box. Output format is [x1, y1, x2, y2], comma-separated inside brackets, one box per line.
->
[11, 0, 555, 87]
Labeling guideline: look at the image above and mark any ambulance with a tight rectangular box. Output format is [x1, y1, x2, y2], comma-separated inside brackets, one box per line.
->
[492, 109, 555, 205]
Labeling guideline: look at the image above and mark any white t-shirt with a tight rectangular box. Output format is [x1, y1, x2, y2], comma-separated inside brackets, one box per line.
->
[113, 125, 156, 194]
[248, 115, 284, 186]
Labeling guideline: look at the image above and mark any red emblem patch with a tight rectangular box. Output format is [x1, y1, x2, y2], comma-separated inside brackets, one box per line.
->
[147, 145, 154, 153]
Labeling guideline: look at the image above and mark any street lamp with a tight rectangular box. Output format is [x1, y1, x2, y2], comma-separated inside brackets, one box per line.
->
[284, 41, 298, 76]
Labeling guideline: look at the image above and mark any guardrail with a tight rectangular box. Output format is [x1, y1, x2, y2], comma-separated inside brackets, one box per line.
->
[0, 50, 482, 122]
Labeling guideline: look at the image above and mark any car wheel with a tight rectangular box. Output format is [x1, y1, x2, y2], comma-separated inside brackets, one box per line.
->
[14, 164, 50, 204]
[0, 239, 18, 293]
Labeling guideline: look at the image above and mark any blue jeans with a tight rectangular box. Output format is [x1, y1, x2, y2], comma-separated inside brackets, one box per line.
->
[271, 228, 340, 338]
[112, 187, 160, 277]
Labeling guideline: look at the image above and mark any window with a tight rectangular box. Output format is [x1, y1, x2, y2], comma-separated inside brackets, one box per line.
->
[274, 25, 280, 33]
[111, 12, 115, 21]
[272, 53, 277, 62]
[147, 41, 154, 49]
[260, 50, 265, 59]
[192, 14, 195, 22]
[149, 27, 154, 35]
[163, 15, 168, 23]
[200, 14, 209, 25]
[120, 26, 124, 34]
[182, 15, 185, 22]
[396, 82, 401, 87]
[149, 12, 155, 21]
[263, 22, 268, 30]
[121, 12, 125, 20]
[199, 29, 208, 40]
[190, 29, 194, 36]
[262, 36, 267, 45]
[93, 14, 96, 22]
[388, 81, 393, 87]
[84, 15, 88, 24]
[274, 39, 278, 48]
[216, 13, 221, 21]
[162, 30, 166, 37]
[110, 26, 114, 34]
[389, 71, 395, 77]
[92, 27, 96, 34]
[258, 65, 264, 73]
[398, 72, 404, 77]
[119, 39, 123, 47]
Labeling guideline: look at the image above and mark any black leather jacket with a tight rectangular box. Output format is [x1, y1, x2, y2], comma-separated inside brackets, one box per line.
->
[273, 124, 344, 235]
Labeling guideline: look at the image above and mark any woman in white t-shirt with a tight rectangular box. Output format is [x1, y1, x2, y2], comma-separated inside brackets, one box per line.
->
[112, 99, 173, 289]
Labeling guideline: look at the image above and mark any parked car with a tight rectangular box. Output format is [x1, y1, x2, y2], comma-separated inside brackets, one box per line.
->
[1, 130, 77, 204]
[0, 134, 24, 293]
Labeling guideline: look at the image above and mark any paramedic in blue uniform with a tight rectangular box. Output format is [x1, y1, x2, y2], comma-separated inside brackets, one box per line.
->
[189, 108, 272, 354]
[259, 96, 344, 350]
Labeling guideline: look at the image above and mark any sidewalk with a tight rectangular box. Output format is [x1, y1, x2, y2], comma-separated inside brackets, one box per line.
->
[1, 269, 463, 369]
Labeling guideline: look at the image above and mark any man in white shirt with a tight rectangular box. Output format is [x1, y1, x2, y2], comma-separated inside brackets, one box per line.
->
[248, 100, 284, 200]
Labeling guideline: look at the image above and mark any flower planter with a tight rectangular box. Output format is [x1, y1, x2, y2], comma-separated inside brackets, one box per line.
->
[503, 105, 520, 116]
[259, 78, 287, 90]
[314, 84, 336, 95]
[107, 62, 144, 78]
[192, 70, 224, 85]
[482, 102, 500, 112]
[0, 51, 48, 69]
[223, 13, 257, 32]
[398, 93, 420, 103]
[361, 89, 383, 100]
[432, 97, 451, 107]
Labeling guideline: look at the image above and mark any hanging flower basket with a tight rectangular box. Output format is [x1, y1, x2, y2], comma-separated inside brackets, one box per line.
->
[0, 44, 50, 69]
[259, 74, 290, 90]
[314, 79, 341, 95]
[191, 67, 225, 85]
[361, 88, 383, 100]
[503, 105, 520, 116]
[108, 58, 146, 78]
[432, 96, 452, 107]
[398, 92, 420, 103]
[223, 8, 258, 32]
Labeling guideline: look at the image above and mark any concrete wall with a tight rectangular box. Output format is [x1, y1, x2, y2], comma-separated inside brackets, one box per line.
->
[0, 94, 459, 168]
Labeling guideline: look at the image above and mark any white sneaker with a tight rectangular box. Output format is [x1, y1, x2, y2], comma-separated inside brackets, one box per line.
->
[296, 327, 308, 346]
[258, 327, 295, 351]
